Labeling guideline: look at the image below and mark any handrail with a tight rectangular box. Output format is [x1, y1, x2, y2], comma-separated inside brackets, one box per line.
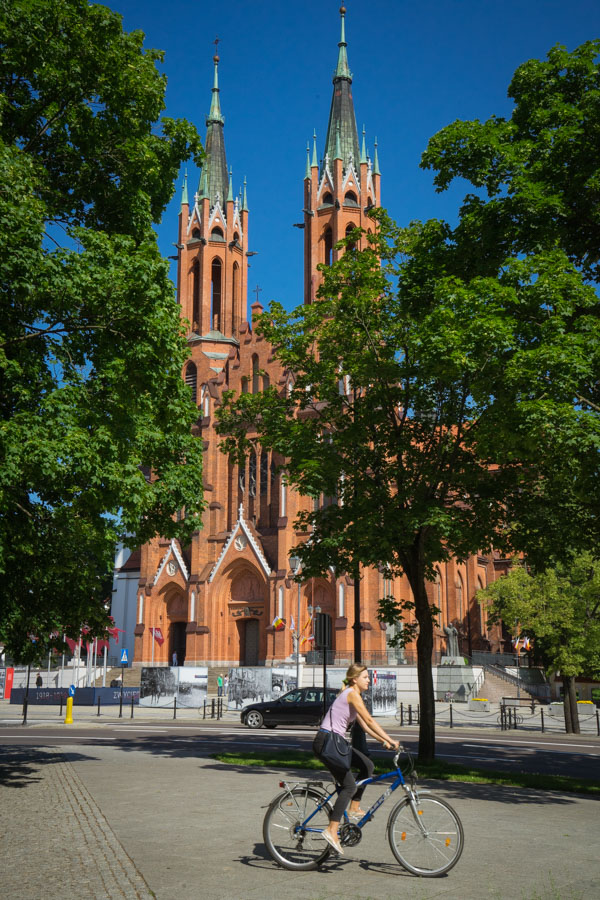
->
[484, 664, 550, 700]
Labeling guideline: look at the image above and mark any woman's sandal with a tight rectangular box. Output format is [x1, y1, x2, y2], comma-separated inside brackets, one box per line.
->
[322, 830, 344, 855]
[348, 808, 367, 821]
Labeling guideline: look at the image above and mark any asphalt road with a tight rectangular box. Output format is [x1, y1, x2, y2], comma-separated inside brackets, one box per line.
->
[1, 720, 599, 780]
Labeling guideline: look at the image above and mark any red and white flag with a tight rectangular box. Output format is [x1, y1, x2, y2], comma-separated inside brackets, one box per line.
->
[373, 669, 378, 685]
[150, 627, 165, 646]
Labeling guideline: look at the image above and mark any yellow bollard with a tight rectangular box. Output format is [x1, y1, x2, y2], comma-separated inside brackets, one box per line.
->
[64, 696, 74, 725]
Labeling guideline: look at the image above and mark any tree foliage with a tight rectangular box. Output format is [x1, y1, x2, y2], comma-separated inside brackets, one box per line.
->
[0, 0, 204, 659]
[478, 554, 600, 732]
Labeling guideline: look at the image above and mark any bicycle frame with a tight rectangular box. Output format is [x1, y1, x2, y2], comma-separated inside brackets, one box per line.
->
[288, 760, 411, 836]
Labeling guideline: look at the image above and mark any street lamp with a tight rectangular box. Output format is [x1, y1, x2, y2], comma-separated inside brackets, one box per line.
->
[289, 556, 301, 688]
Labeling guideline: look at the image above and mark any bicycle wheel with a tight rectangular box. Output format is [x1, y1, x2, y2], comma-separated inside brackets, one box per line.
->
[263, 787, 333, 870]
[387, 792, 464, 877]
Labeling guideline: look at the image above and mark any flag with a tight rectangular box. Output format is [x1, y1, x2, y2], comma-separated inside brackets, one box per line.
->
[307, 633, 315, 643]
[522, 636, 531, 651]
[373, 669, 378, 685]
[290, 615, 296, 633]
[150, 627, 165, 646]
[271, 616, 285, 631]
[512, 636, 520, 650]
[107, 626, 125, 644]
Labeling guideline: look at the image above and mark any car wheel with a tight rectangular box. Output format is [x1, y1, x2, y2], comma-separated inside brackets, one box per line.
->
[245, 710, 264, 729]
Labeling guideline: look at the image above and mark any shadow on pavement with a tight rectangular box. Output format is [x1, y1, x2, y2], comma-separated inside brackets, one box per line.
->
[0, 746, 99, 788]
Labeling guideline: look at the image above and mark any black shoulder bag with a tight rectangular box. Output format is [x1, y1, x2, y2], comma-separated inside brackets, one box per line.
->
[319, 703, 352, 770]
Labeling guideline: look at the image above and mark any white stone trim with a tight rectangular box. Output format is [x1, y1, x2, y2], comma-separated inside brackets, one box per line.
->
[153, 539, 189, 586]
[208, 504, 272, 583]
[208, 201, 227, 231]
[342, 163, 360, 194]
[187, 201, 202, 234]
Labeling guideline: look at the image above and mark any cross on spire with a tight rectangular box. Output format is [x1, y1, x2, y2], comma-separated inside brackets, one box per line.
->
[214, 35, 220, 58]
[253, 285, 263, 304]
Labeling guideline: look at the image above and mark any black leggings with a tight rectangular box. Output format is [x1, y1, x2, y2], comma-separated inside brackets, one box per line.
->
[313, 729, 375, 821]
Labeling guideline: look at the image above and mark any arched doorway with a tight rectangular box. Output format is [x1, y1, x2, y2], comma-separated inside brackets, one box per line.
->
[170, 621, 186, 666]
[240, 619, 259, 666]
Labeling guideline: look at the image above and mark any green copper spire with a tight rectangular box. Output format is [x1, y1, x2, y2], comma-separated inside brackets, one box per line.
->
[203, 51, 228, 207]
[334, 122, 342, 161]
[242, 176, 248, 211]
[305, 143, 311, 180]
[323, 6, 360, 174]
[360, 126, 367, 164]
[311, 130, 318, 168]
[373, 137, 381, 175]
[207, 54, 224, 125]
[334, 5, 352, 80]
[181, 169, 188, 207]
[227, 167, 233, 202]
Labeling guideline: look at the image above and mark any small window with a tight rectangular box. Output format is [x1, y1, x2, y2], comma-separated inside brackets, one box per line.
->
[262, 373, 270, 391]
[249, 452, 257, 498]
[344, 191, 358, 206]
[210, 226, 225, 241]
[233, 232, 240, 243]
[323, 228, 333, 267]
[252, 354, 260, 394]
[322, 192, 334, 205]
[184, 363, 197, 401]
[192, 228, 201, 239]
[260, 454, 268, 496]
[241, 376, 249, 394]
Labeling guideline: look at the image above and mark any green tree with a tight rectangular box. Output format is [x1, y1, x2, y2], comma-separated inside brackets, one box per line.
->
[421, 40, 600, 289]
[478, 555, 600, 733]
[0, 0, 204, 660]
[217, 210, 598, 762]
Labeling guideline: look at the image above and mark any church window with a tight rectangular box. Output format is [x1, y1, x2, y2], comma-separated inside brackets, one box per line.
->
[232, 262, 240, 333]
[241, 376, 248, 394]
[260, 453, 268, 495]
[435, 569, 443, 624]
[456, 574, 464, 621]
[323, 227, 333, 267]
[192, 228, 201, 239]
[184, 362, 197, 402]
[233, 231, 240, 244]
[262, 373, 270, 391]
[200, 384, 209, 417]
[280, 476, 287, 517]
[345, 222, 356, 250]
[211, 258, 222, 331]
[252, 354, 260, 394]
[249, 452, 257, 497]
[322, 191, 334, 205]
[239, 464, 245, 493]
[344, 191, 358, 206]
[210, 226, 225, 241]
[137, 594, 144, 624]
[338, 582, 345, 617]
[192, 260, 200, 331]
[278, 585, 284, 619]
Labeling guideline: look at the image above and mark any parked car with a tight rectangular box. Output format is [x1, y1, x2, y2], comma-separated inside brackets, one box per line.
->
[241, 687, 338, 729]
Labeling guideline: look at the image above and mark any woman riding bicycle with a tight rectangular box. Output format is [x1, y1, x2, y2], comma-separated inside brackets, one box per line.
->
[313, 663, 399, 855]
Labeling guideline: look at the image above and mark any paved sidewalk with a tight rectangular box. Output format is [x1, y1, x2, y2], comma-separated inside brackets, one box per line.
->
[1, 735, 598, 900]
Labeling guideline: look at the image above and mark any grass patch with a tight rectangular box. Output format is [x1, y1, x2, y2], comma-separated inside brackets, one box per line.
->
[212, 750, 600, 796]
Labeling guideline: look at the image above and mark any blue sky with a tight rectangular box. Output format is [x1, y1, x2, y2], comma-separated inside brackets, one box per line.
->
[108, 0, 598, 313]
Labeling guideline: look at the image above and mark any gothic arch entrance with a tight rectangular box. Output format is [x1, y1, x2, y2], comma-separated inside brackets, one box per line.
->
[227, 566, 266, 665]
[170, 621, 186, 666]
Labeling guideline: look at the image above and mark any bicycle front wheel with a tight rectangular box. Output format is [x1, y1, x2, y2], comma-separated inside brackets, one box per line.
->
[263, 787, 333, 870]
[387, 793, 464, 876]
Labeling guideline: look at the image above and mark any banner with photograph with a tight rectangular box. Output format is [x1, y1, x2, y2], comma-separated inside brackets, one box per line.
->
[140, 666, 208, 708]
[227, 666, 296, 710]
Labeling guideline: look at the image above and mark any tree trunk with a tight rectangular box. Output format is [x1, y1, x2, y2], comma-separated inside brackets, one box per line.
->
[563, 675, 580, 735]
[406, 551, 436, 764]
[563, 675, 581, 734]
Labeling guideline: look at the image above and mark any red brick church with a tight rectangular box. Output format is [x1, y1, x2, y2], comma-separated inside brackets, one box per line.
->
[131, 8, 506, 669]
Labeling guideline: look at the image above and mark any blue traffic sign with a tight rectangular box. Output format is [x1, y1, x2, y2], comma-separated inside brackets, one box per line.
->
[69, 684, 76, 697]
[120, 648, 129, 665]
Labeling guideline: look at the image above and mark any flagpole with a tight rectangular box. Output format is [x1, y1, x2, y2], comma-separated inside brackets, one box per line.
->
[102, 643, 107, 687]
[151, 624, 155, 666]
[61, 634, 65, 688]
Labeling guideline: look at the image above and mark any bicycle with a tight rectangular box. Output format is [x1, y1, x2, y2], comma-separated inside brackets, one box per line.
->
[263, 748, 464, 877]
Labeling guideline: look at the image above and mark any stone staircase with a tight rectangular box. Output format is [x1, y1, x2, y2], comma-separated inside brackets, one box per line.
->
[207, 666, 229, 695]
[95, 667, 140, 688]
[476, 668, 539, 704]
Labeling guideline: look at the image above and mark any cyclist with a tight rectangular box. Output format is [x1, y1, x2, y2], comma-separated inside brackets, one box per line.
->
[313, 663, 399, 855]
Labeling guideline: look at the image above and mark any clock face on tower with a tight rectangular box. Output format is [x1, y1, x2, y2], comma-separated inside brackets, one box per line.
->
[167, 560, 178, 576]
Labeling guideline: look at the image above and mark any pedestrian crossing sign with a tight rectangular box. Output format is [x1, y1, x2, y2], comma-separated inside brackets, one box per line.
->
[120, 648, 129, 665]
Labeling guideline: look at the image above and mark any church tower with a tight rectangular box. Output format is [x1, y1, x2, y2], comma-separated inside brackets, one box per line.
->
[177, 49, 248, 338]
[303, 5, 381, 304]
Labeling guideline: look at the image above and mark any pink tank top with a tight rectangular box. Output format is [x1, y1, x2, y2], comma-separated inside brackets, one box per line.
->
[321, 687, 357, 736]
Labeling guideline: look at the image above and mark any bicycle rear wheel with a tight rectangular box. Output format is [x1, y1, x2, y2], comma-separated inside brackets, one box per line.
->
[387, 792, 464, 876]
[263, 787, 333, 870]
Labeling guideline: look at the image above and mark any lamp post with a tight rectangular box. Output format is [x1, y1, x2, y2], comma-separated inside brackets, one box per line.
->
[289, 556, 301, 689]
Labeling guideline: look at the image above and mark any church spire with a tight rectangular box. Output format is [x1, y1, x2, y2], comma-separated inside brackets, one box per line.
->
[203, 47, 228, 207]
[323, 5, 360, 174]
